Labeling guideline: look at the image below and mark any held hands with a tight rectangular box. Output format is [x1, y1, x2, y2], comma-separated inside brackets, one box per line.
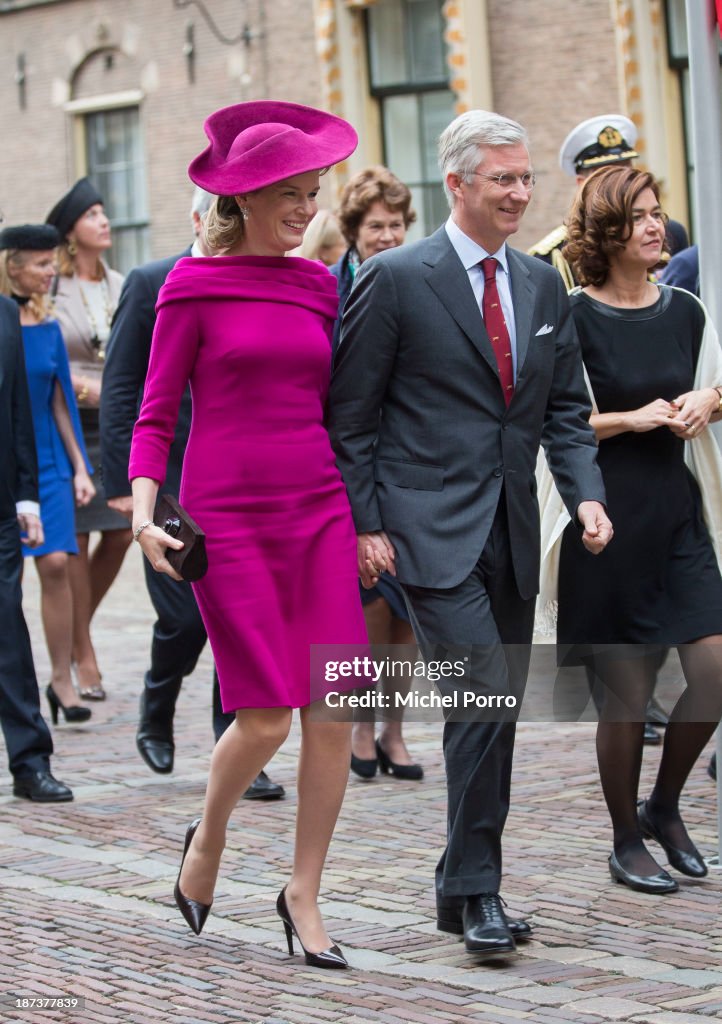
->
[134, 520, 185, 581]
[18, 512, 44, 548]
[666, 388, 719, 440]
[74, 470, 96, 507]
[357, 530, 396, 589]
[577, 501, 613, 555]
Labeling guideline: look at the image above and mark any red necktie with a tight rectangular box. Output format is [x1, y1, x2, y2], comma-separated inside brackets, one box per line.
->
[480, 257, 514, 406]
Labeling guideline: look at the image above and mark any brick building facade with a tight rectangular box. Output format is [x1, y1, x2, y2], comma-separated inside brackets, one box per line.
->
[0, 0, 695, 271]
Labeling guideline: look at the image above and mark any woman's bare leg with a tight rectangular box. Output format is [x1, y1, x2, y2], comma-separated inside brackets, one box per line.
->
[179, 706, 292, 904]
[68, 533, 101, 688]
[378, 618, 417, 765]
[285, 708, 351, 953]
[35, 551, 83, 708]
[87, 528, 132, 619]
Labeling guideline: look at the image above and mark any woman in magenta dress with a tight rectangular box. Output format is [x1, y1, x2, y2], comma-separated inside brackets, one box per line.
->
[129, 102, 366, 968]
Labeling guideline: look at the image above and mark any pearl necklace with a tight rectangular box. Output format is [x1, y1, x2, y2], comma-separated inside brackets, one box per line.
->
[78, 277, 113, 356]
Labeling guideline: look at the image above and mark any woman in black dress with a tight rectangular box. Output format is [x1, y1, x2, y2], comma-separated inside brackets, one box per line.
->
[558, 165, 722, 893]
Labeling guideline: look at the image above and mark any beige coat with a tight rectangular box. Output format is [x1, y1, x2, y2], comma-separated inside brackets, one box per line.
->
[52, 260, 124, 379]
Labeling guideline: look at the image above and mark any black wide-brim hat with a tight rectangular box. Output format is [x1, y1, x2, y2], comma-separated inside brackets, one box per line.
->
[188, 100, 358, 196]
[0, 223, 61, 251]
[45, 177, 104, 238]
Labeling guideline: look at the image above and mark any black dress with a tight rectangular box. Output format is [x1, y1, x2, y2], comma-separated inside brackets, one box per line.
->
[558, 286, 722, 661]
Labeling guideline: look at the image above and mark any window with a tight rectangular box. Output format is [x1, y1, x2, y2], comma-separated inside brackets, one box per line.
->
[366, 0, 455, 238]
[665, 0, 722, 234]
[83, 107, 150, 274]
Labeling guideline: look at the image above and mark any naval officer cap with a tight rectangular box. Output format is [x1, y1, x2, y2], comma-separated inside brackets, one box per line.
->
[559, 114, 638, 177]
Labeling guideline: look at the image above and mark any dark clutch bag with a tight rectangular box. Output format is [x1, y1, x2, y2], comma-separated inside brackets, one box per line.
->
[153, 494, 208, 582]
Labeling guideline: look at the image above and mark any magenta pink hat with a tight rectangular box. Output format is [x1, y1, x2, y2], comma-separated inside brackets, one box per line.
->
[188, 100, 358, 195]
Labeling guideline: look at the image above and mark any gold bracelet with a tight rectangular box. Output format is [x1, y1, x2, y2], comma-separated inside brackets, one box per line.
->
[714, 386, 722, 413]
[77, 381, 89, 404]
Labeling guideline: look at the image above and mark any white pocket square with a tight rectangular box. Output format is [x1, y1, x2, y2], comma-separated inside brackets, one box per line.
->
[535, 324, 554, 336]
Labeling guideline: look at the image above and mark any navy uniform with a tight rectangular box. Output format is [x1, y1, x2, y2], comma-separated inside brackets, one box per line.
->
[528, 115, 639, 290]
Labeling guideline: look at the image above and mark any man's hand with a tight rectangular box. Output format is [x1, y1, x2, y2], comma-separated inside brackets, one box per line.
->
[18, 512, 44, 548]
[107, 495, 134, 520]
[577, 501, 613, 554]
[357, 530, 396, 589]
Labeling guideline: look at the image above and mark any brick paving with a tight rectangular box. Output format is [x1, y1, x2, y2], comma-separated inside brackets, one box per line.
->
[1, 548, 721, 1023]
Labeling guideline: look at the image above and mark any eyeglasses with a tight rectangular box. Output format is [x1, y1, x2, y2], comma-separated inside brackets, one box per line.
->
[470, 171, 537, 191]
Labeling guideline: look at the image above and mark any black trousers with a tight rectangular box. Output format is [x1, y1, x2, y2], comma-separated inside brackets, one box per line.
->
[403, 494, 535, 897]
[142, 556, 233, 741]
[0, 516, 53, 779]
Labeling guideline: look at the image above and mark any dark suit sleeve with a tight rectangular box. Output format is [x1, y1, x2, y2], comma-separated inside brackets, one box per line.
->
[541, 273, 606, 518]
[327, 257, 400, 533]
[10, 313, 39, 506]
[100, 268, 157, 498]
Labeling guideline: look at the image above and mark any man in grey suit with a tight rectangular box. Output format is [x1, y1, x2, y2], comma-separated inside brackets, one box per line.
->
[328, 111, 613, 957]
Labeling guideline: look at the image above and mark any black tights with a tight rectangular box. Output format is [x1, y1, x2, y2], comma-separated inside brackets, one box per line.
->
[588, 641, 722, 876]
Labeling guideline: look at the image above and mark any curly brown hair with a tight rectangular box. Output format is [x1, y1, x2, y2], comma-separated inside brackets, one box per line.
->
[563, 165, 667, 287]
[337, 166, 416, 245]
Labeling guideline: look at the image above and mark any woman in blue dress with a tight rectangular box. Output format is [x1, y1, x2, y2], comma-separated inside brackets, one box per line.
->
[0, 224, 94, 724]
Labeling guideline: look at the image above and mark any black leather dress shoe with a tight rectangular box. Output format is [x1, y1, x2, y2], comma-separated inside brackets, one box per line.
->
[643, 723, 661, 745]
[136, 694, 174, 774]
[136, 732, 174, 774]
[462, 894, 516, 954]
[436, 894, 532, 940]
[242, 770, 285, 800]
[637, 800, 708, 877]
[13, 771, 73, 802]
[608, 850, 678, 894]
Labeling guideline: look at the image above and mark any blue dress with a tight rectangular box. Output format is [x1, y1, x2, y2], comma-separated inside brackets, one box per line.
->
[21, 320, 91, 558]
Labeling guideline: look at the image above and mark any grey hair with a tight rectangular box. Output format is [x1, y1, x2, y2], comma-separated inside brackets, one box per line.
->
[438, 110, 529, 207]
[190, 186, 215, 222]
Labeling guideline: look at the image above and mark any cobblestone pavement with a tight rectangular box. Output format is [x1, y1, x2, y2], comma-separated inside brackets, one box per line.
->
[1, 547, 721, 1024]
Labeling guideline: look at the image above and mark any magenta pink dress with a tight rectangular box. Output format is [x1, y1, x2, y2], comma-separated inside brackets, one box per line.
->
[129, 255, 367, 710]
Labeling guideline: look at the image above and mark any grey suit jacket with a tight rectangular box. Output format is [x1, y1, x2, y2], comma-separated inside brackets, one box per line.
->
[327, 226, 605, 601]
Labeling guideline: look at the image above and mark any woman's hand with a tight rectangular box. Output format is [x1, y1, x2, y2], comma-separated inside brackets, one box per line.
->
[134, 521, 185, 581]
[627, 398, 678, 433]
[357, 530, 396, 589]
[667, 388, 720, 439]
[73, 375, 101, 408]
[74, 469, 96, 507]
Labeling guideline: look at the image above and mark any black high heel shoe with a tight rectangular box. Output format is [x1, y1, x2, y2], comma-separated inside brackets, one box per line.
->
[174, 818, 212, 935]
[350, 752, 377, 779]
[45, 684, 91, 725]
[375, 739, 423, 780]
[637, 800, 708, 878]
[276, 887, 348, 969]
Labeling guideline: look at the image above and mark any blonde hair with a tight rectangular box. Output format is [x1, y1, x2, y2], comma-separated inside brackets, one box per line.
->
[203, 195, 245, 253]
[295, 209, 345, 264]
[56, 240, 105, 281]
[0, 250, 53, 321]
